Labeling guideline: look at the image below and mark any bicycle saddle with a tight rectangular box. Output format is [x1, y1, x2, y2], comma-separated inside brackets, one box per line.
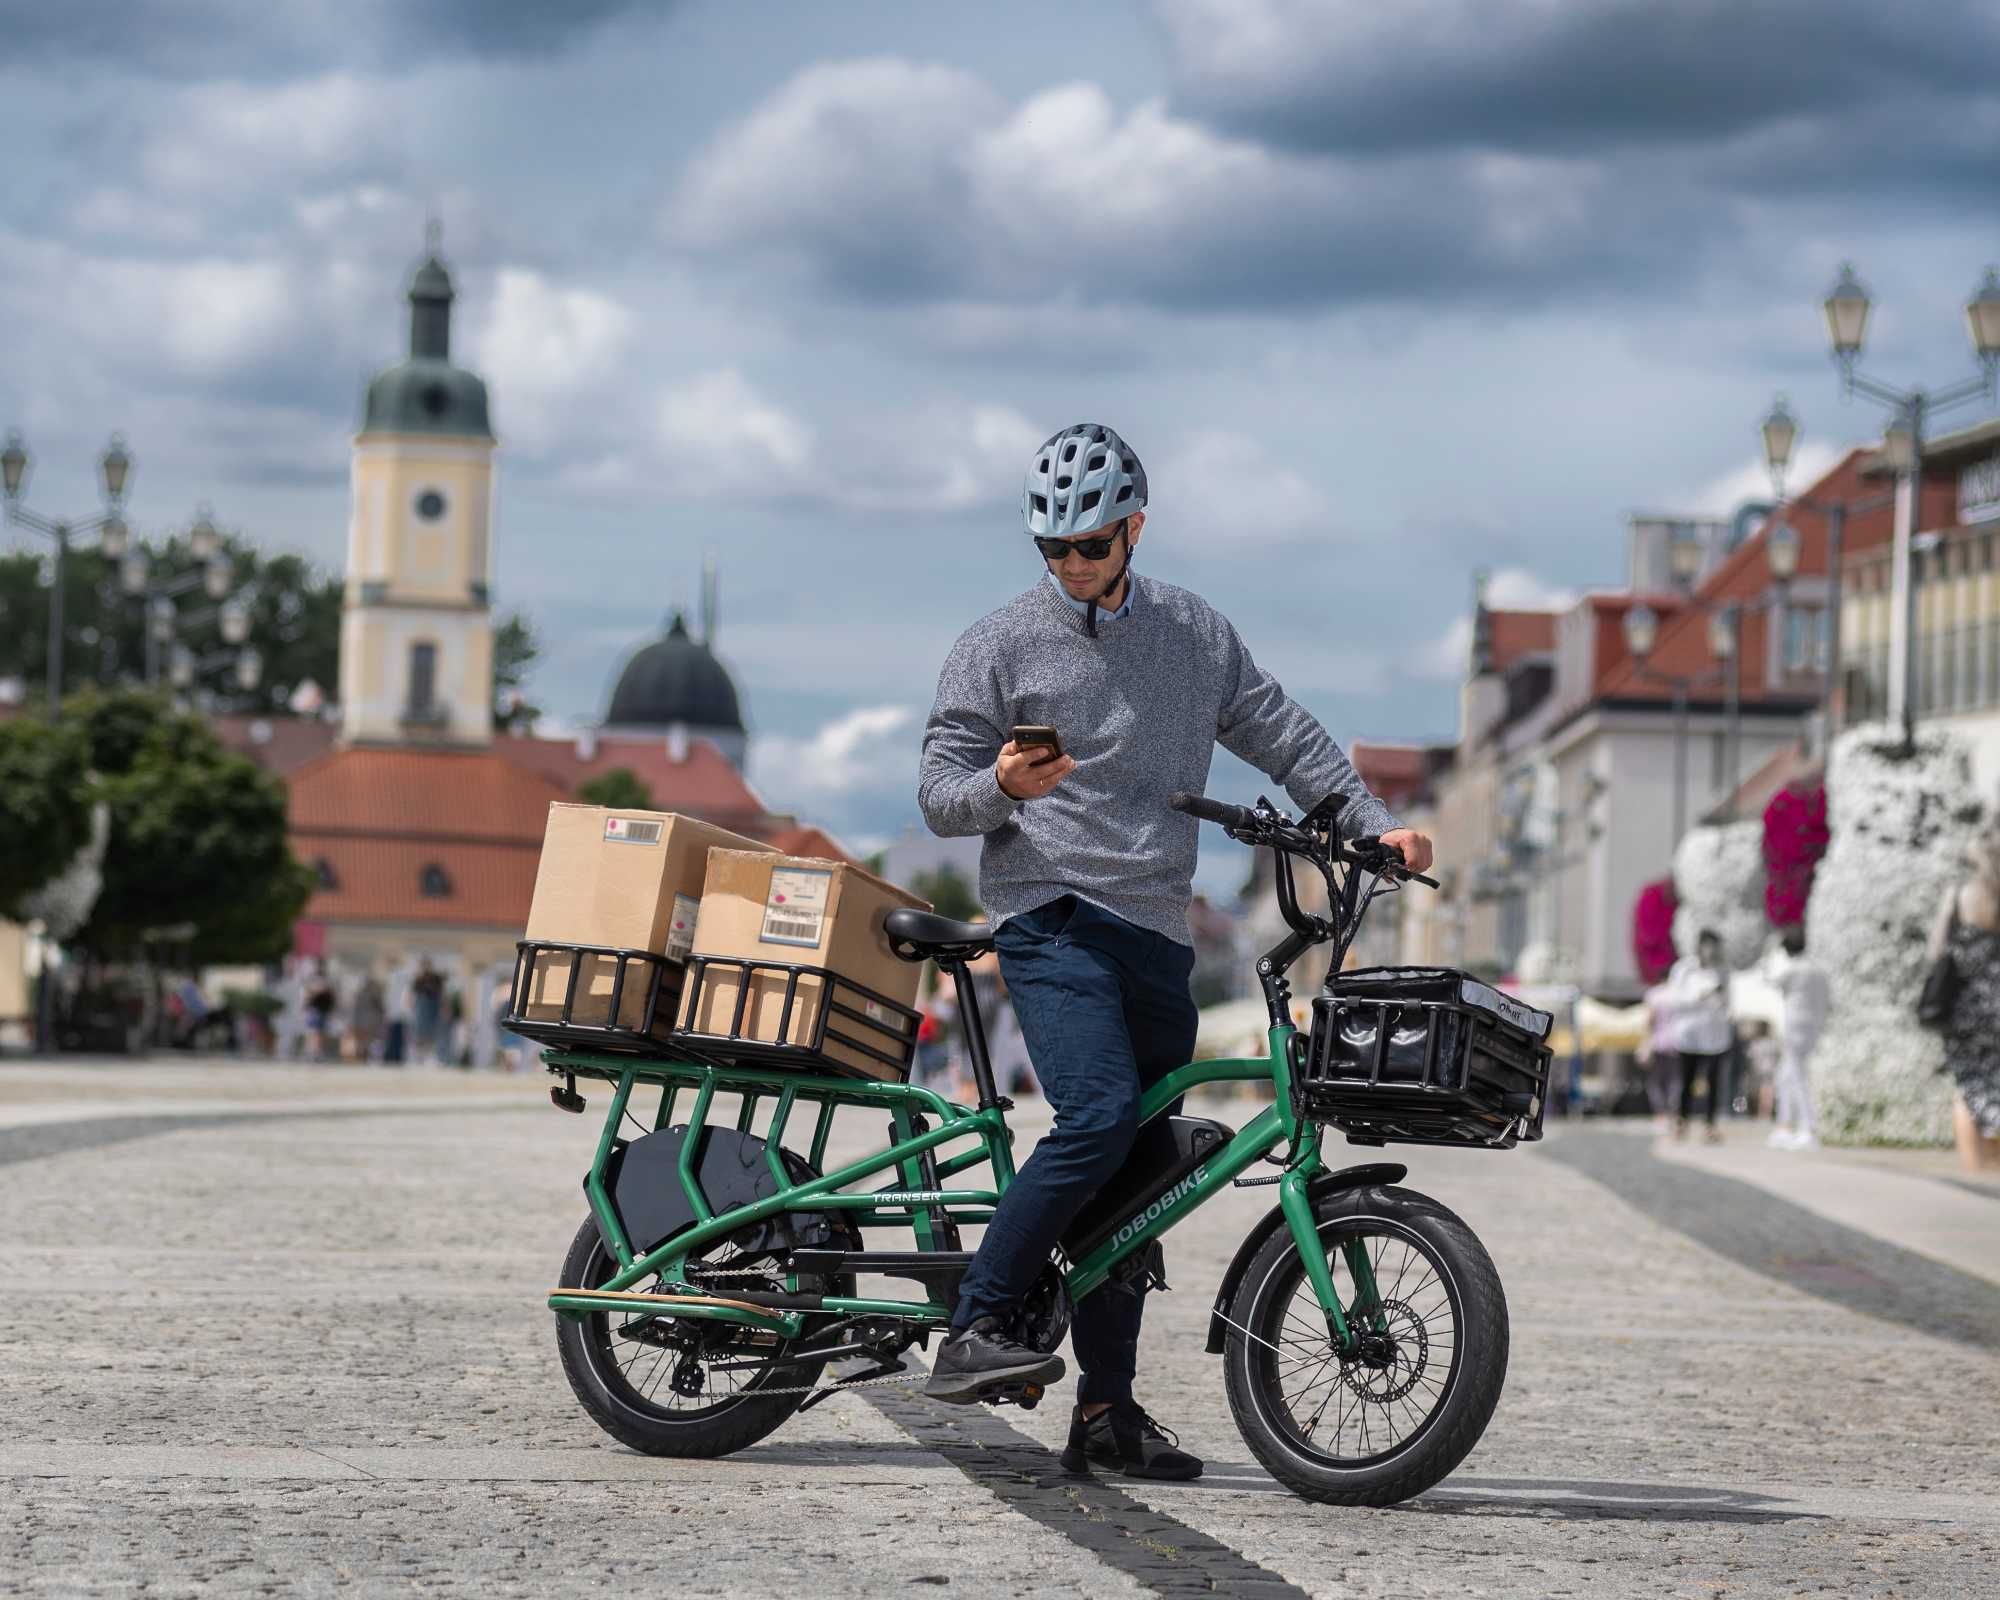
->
[884, 908, 995, 964]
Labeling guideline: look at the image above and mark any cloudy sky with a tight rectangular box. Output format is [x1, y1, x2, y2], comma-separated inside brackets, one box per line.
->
[4, 0, 1997, 886]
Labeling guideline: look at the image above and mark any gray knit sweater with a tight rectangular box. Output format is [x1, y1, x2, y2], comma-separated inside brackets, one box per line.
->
[917, 572, 1401, 946]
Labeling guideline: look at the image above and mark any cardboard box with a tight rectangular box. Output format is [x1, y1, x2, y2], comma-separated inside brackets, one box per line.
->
[520, 807, 775, 1038]
[685, 851, 930, 1079]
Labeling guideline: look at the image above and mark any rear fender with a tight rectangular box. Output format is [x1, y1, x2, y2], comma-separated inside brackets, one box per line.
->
[1202, 1162, 1407, 1354]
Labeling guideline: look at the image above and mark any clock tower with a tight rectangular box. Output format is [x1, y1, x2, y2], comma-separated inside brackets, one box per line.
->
[339, 237, 497, 747]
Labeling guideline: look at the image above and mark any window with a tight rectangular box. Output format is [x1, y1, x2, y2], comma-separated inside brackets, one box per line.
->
[415, 489, 447, 521]
[1783, 606, 1828, 674]
[408, 641, 437, 715]
[314, 857, 338, 891]
[419, 863, 452, 898]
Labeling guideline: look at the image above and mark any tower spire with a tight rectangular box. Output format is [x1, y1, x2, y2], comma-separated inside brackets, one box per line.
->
[408, 223, 454, 361]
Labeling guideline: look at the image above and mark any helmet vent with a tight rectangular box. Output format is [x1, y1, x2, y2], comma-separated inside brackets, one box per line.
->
[1087, 453, 1106, 471]
[1056, 475, 1072, 489]
[1037, 459, 1050, 474]
[1030, 493, 1048, 514]
[1080, 489, 1101, 511]
[1062, 443, 1078, 462]
[1115, 484, 1133, 502]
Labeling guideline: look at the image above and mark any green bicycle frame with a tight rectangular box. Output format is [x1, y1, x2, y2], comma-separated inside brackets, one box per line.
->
[546, 1017, 1374, 1352]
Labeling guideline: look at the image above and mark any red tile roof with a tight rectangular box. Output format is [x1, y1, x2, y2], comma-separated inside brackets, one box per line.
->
[1486, 610, 1558, 671]
[293, 835, 543, 928]
[211, 715, 339, 776]
[288, 748, 569, 841]
[1350, 741, 1445, 812]
[498, 729, 768, 830]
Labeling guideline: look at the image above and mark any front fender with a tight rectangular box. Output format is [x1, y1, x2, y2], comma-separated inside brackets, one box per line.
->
[1202, 1162, 1407, 1354]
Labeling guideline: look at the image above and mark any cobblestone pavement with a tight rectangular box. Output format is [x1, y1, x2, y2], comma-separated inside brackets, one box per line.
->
[2, 1061, 1995, 1597]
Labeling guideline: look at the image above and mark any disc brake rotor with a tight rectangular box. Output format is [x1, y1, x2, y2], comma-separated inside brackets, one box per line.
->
[1340, 1296, 1428, 1404]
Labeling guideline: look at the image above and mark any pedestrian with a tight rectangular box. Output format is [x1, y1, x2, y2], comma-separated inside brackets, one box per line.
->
[1925, 831, 2000, 1173]
[1637, 981, 1680, 1132]
[1760, 927, 1827, 1150]
[913, 420, 1429, 1481]
[303, 960, 338, 1064]
[1665, 928, 1732, 1144]
[410, 958, 444, 1065]
[349, 971, 387, 1064]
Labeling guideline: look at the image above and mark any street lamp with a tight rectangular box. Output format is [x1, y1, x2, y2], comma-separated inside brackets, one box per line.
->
[1760, 397, 1798, 495]
[0, 430, 135, 720]
[1820, 262, 2000, 749]
[128, 509, 248, 688]
[1622, 593, 1744, 848]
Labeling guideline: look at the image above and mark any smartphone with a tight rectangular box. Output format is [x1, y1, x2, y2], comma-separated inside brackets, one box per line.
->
[1011, 725, 1064, 765]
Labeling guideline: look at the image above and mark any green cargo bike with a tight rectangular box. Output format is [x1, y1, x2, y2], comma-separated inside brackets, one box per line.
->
[506, 791, 1553, 1507]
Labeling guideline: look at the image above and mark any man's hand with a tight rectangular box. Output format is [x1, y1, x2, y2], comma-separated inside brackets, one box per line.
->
[997, 740, 1075, 801]
[1379, 827, 1434, 875]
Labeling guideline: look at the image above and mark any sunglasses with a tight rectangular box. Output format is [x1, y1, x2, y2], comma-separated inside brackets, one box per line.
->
[1033, 522, 1127, 562]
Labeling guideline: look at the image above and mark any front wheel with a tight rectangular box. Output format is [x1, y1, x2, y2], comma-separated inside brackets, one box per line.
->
[1223, 1185, 1508, 1506]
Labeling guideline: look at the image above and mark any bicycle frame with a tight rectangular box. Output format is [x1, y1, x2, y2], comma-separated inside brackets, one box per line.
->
[545, 1022, 1378, 1354]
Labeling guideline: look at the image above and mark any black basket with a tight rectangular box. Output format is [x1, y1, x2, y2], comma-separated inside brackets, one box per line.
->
[502, 940, 686, 1057]
[1299, 966, 1553, 1149]
[672, 953, 919, 1083]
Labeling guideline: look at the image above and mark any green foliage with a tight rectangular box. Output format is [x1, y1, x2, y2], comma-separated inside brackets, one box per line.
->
[493, 610, 541, 731]
[0, 713, 91, 917]
[578, 766, 654, 810]
[65, 688, 312, 962]
[910, 863, 981, 920]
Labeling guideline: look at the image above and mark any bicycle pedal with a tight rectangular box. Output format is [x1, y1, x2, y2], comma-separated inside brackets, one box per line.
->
[978, 1380, 1043, 1410]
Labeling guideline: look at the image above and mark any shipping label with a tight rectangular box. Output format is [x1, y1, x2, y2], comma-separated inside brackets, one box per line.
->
[603, 816, 662, 845]
[664, 894, 700, 962]
[760, 867, 833, 948]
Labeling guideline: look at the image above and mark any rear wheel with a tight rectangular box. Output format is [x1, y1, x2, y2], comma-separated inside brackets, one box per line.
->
[1223, 1186, 1508, 1506]
[555, 1218, 839, 1458]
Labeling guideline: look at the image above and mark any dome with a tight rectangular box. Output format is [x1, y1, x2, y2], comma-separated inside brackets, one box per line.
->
[361, 359, 493, 439]
[357, 245, 495, 440]
[606, 612, 745, 732]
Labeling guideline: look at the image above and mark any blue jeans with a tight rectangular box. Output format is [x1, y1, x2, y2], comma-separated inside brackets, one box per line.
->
[951, 895, 1198, 1407]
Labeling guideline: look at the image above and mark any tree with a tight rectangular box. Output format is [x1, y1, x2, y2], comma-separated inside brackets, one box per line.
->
[0, 532, 342, 712]
[0, 714, 91, 918]
[494, 611, 541, 731]
[65, 688, 313, 963]
[579, 766, 654, 810]
[911, 863, 981, 921]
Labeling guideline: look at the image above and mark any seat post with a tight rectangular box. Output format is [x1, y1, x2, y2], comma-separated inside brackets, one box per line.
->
[946, 960, 1007, 1111]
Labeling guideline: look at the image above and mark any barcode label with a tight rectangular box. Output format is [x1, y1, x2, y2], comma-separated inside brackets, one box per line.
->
[664, 894, 700, 962]
[604, 816, 662, 845]
[760, 866, 833, 948]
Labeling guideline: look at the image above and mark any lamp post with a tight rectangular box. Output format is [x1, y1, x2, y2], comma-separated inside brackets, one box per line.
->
[1758, 397, 1899, 755]
[1820, 263, 2000, 751]
[1, 432, 134, 721]
[123, 506, 249, 690]
[1621, 594, 1741, 851]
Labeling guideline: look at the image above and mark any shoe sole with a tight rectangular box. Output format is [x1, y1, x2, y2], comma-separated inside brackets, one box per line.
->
[1083, 1451, 1203, 1482]
[922, 1353, 1065, 1404]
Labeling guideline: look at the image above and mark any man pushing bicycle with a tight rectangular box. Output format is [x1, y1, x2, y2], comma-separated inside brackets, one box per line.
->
[915, 422, 1434, 1479]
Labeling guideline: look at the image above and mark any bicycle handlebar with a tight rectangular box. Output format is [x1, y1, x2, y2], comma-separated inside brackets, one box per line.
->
[1168, 791, 1259, 830]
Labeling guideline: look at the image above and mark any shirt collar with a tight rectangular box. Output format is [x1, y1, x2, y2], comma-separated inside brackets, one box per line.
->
[1049, 571, 1134, 622]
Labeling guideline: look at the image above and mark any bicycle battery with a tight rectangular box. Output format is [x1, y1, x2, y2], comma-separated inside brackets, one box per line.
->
[596, 1125, 835, 1258]
[1059, 1115, 1230, 1263]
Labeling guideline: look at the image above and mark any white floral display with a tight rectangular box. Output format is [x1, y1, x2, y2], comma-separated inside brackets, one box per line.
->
[1670, 820, 1768, 970]
[1804, 723, 1984, 1144]
[17, 802, 109, 940]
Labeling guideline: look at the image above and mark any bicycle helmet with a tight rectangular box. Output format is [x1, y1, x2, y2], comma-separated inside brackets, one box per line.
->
[1024, 423, 1146, 539]
[1025, 423, 1146, 636]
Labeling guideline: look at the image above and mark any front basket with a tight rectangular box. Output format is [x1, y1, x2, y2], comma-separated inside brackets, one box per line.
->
[1299, 966, 1553, 1149]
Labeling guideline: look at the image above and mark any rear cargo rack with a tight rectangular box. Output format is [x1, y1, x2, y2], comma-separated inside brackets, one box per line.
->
[674, 954, 919, 1082]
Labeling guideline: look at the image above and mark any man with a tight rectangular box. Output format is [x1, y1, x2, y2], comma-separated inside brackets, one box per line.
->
[1665, 928, 1733, 1143]
[914, 422, 1432, 1480]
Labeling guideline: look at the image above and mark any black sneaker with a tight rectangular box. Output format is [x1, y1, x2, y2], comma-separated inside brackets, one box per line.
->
[923, 1316, 1065, 1404]
[1061, 1400, 1203, 1481]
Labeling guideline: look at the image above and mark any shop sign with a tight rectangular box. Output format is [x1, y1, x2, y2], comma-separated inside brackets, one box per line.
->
[1961, 450, 2000, 524]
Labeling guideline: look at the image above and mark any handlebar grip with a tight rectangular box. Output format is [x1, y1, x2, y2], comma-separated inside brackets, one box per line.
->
[1170, 791, 1257, 829]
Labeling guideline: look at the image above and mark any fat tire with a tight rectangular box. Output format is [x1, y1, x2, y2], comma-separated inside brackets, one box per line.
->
[555, 1216, 816, 1458]
[1223, 1185, 1508, 1507]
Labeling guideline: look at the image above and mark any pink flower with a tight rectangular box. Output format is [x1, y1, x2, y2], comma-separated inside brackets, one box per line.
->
[1633, 878, 1678, 984]
[1763, 782, 1828, 929]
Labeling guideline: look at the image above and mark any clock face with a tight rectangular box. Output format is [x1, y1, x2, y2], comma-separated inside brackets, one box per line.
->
[416, 489, 447, 521]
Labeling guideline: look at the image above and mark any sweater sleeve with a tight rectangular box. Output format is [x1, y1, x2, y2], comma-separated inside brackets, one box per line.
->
[1214, 616, 1401, 839]
[918, 634, 1021, 839]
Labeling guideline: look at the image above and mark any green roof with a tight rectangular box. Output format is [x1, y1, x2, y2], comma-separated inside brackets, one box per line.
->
[358, 248, 495, 440]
